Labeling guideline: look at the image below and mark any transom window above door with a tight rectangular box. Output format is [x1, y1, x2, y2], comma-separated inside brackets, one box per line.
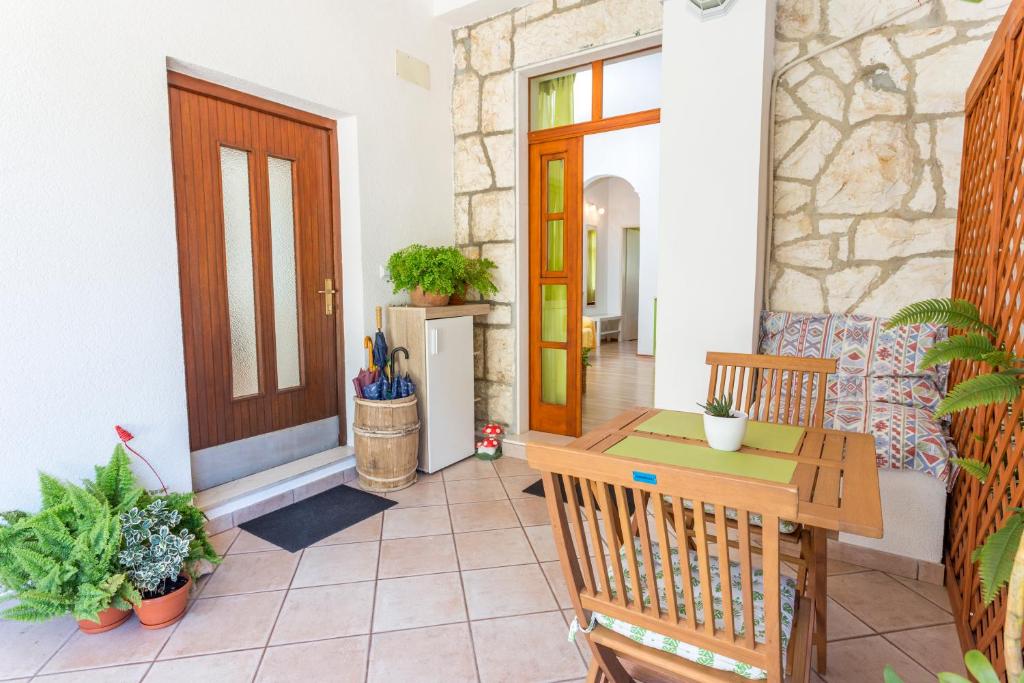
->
[529, 48, 662, 132]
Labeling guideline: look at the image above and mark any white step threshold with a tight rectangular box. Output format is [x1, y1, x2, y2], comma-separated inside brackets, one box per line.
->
[196, 445, 355, 523]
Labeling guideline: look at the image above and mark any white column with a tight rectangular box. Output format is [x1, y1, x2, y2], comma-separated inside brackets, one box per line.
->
[654, 0, 776, 410]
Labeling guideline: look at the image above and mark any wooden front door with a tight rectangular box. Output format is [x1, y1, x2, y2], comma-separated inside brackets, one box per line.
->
[168, 73, 344, 451]
[529, 137, 582, 436]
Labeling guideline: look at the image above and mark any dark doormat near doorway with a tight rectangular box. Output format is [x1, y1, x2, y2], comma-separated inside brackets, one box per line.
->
[522, 479, 636, 516]
[238, 484, 396, 553]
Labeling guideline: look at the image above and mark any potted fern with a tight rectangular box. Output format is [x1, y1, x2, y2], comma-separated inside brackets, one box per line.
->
[387, 244, 465, 306]
[880, 298, 1024, 681]
[450, 256, 499, 305]
[698, 394, 747, 451]
[0, 476, 140, 634]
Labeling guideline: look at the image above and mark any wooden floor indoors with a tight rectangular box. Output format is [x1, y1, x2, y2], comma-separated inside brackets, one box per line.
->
[583, 340, 655, 433]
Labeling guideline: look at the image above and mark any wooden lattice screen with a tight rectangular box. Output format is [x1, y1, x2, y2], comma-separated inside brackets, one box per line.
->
[948, 1, 1024, 669]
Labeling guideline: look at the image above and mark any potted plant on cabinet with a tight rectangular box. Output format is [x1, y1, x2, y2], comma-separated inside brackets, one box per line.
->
[450, 256, 499, 305]
[697, 394, 747, 451]
[387, 244, 464, 306]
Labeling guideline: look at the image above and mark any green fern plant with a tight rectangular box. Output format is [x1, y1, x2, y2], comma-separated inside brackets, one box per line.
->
[0, 478, 140, 623]
[886, 297, 1024, 679]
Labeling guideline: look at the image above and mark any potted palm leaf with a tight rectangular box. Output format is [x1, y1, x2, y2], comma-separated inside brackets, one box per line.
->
[880, 298, 1024, 681]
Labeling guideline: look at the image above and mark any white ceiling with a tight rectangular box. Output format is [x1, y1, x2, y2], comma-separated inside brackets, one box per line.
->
[432, 0, 532, 27]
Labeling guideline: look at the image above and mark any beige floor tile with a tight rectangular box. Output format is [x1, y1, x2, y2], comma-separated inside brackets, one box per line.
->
[385, 481, 447, 508]
[891, 574, 953, 613]
[455, 527, 536, 570]
[0, 611, 77, 679]
[367, 622, 477, 683]
[42, 616, 170, 674]
[524, 524, 560, 562]
[382, 505, 452, 539]
[828, 571, 952, 633]
[828, 557, 871, 576]
[208, 527, 240, 555]
[472, 611, 586, 682]
[227, 530, 280, 554]
[445, 478, 509, 504]
[378, 534, 459, 578]
[817, 635, 933, 683]
[269, 581, 375, 644]
[494, 456, 537, 477]
[541, 560, 574, 609]
[450, 499, 520, 533]
[33, 663, 149, 682]
[416, 470, 443, 482]
[512, 496, 554, 526]
[501, 475, 543, 499]
[159, 591, 285, 659]
[885, 624, 967, 677]
[313, 513, 382, 546]
[442, 457, 498, 481]
[372, 572, 467, 632]
[144, 649, 262, 683]
[291, 541, 379, 588]
[200, 550, 300, 597]
[826, 598, 873, 641]
[256, 635, 368, 682]
[462, 564, 558, 619]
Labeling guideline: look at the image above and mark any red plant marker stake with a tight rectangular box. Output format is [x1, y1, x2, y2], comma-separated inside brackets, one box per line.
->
[114, 425, 169, 494]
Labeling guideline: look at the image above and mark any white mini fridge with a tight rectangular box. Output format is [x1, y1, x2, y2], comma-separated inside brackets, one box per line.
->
[419, 316, 475, 472]
[386, 305, 486, 474]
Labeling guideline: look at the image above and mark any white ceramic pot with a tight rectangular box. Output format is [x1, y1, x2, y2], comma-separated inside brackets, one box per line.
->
[702, 411, 748, 452]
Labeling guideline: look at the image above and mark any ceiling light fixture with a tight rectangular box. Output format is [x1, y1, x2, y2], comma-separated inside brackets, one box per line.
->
[687, 0, 736, 19]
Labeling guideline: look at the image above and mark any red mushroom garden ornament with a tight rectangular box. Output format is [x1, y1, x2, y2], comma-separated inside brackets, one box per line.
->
[475, 423, 504, 460]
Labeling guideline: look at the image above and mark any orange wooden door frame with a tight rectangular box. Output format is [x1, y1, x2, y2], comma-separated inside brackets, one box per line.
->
[526, 55, 661, 437]
[168, 72, 346, 450]
[529, 137, 583, 435]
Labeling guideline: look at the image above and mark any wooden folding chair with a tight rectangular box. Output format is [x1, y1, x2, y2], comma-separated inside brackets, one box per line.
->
[529, 442, 814, 682]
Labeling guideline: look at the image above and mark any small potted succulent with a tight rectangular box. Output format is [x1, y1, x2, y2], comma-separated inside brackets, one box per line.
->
[118, 498, 195, 629]
[697, 394, 747, 452]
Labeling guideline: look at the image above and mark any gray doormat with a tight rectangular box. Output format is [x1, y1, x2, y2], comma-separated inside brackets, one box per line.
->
[238, 484, 395, 553]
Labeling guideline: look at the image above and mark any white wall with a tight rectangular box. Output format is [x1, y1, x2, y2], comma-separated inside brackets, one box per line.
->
[584, 125, 661, 355]
[655, 0, 775, 409]
[583, 176, 639, 319]
[0, 0, 454, 511]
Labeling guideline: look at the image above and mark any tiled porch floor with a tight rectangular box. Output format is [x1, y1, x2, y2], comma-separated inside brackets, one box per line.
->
[1, 456, 961, 682]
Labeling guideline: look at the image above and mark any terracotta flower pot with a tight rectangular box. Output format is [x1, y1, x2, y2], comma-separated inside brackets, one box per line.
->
[77, 605, 132, 634]
[449, 287, 467, 306]
[134, 575, 192, 630]
[409, 286, 449, 307]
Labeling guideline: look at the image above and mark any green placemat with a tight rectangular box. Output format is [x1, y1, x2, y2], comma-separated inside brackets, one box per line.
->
[636, 411, 805, 454]
[605, 436, 797, 484]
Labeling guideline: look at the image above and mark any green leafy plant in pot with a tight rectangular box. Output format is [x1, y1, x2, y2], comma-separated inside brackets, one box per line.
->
[387, 244, 464, 306]
[697, 394, 747, 452]
[450, 255, 499, 305]
[0, 475, 141, 634]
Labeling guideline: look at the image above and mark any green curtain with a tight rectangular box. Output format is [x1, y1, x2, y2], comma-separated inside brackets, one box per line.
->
[535, 74, 575, 130]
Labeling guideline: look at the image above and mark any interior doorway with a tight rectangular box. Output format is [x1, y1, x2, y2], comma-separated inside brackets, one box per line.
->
[167, 72, 345, 489]
[526, 48, 661, 437]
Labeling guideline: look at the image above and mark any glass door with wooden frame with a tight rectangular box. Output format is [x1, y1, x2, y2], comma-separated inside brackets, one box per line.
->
[526, 48, 661, 437]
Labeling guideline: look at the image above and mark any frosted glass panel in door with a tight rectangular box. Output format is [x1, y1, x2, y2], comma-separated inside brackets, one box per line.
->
[268, 156, 302, 390]
[219, 146, 259, 398]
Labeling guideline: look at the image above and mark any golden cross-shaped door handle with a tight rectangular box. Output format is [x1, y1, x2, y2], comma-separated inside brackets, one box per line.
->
[317, 278, 337, 316]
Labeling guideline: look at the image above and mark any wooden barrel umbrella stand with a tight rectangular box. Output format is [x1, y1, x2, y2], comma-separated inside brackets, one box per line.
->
[353, 395, 420, 492]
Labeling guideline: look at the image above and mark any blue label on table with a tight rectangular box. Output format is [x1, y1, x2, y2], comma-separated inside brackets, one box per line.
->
[632, 471, 657, 485]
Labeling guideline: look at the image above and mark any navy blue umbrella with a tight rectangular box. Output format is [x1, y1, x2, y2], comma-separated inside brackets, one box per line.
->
[373, 306, 389, 376]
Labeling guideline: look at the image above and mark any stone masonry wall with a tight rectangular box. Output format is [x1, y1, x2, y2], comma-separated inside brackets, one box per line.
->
[452, 0, 662, 430]
[769, 0, 1008, 316]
